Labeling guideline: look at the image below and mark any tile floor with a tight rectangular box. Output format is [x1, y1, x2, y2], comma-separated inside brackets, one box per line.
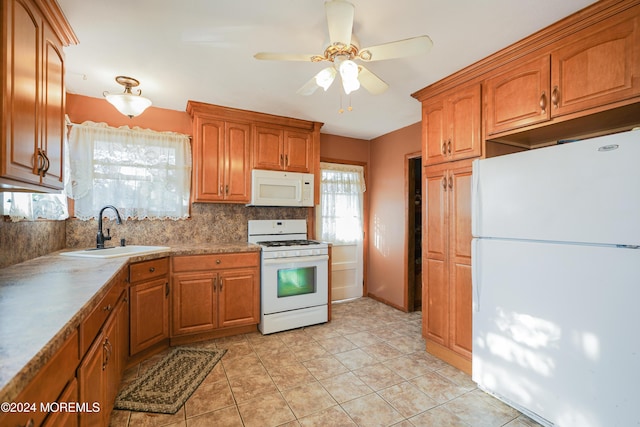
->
[110, 297, 542, 427]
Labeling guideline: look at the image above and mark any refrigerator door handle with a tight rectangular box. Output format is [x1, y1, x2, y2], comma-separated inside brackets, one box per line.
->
[471, 159, 480, 237]
[472, 238, 480, 312]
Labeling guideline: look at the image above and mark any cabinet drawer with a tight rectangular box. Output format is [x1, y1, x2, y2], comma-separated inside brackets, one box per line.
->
[0, 330, 79, 427]
[172, 252, 259, 272]
[130, 257, 169, 283]
[79, 283, 123, 355]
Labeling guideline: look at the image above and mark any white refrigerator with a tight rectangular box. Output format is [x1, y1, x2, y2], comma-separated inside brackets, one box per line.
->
[471, 130, 640, 427]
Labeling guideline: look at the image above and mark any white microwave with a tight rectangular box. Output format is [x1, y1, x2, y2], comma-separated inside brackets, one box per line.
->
[249, 169, 314, 207]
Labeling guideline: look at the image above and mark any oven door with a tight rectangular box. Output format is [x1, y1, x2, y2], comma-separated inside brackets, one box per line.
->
[261, 254, 329, 314]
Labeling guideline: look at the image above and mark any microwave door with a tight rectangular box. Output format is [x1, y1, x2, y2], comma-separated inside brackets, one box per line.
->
[254, 177, 302, 206]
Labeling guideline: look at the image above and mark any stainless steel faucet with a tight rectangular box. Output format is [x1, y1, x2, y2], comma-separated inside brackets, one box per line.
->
[96, 205, 123, 249]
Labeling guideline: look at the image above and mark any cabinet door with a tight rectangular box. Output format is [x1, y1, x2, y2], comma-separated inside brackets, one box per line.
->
[102, 306, 119, 417]
[171, 272, 217, 335]
[218, 267, 260, 328]
[485, 55, 551, 135]
[224, 121, 251, 202]
[284, 130, 311, 172]
[42, 378, 78, 427]
[193, 118, 224, 201]
[40, 26, 65, 189]
[130, 278, 169, 355]
[78, 332, 106, 427]
[551, 6, 640, 117]
[423, 163, 449, 345]
[2, 0, 42, 185]
[447, 161, 473, 360]
[422, 98, 447, 165]
[448, 84, 482, 161]
[253, 126, 284, 170]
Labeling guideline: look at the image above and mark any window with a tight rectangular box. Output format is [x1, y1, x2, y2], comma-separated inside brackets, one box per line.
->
[316, 162, 365, 244]
[65, 122, 191, 220]
[1, 192, 68, 221]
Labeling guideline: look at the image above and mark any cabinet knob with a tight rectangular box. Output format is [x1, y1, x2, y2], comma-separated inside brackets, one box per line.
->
[149, 267, 155, 272]
[216, 259, 221, 264]
[447, 139, 452, 155]
[441, 176, 447, 191]
[103, 304, 112, 312]
[441, 141, 446, 156]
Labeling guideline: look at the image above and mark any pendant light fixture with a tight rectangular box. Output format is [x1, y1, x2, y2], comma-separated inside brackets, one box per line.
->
[103, 76, 152, 118]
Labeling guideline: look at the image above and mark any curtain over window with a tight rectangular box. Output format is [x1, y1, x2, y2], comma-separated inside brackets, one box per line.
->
[317, 162, 365, 244]
[65, 121, 191, 220]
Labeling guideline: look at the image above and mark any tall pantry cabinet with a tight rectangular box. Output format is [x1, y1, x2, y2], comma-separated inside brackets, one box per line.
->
[418, 83, 479, 374]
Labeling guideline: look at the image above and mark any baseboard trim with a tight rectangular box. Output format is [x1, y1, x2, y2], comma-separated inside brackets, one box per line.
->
[367, 292, 408, 312]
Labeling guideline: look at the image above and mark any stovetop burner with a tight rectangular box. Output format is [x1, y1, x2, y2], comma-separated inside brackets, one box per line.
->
[257, 239, 321, 247]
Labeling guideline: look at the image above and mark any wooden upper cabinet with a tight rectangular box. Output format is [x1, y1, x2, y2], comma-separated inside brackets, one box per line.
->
[551, 5, 640, 117]
[254, 126, 312, 173]
[1, 0, 76, 191]
[485, 4, 640, 137]
[422, 83, 481, 165]
[485, 55, 552, 135]
[224, 121, 252, 201]
[191, 115, 251, 203]
[284, 130, 312, 172]
[449, 85, 482, 160]
[422, 83, 482, 164]
[422, 99, 447, 165]
[253, 126, 284, 170]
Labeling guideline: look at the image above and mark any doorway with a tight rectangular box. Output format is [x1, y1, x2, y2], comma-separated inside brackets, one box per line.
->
[407, 154, 422, 311]
[316, 162, 366, 302]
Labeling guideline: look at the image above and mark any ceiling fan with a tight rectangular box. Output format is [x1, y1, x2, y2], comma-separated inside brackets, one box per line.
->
[254, 0, 433, 96]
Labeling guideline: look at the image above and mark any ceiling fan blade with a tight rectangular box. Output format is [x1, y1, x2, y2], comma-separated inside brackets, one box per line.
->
[297, 67, 337, 95]
[358, 65, 388, 95]
[325, 0, 354, 47]
[254, 52, 316, 62]
[358, 35, 433, 61]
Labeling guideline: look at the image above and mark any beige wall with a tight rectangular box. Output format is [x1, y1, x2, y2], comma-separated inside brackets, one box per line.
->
[320, 133, 370, 164]
[367, 122, 421, 309]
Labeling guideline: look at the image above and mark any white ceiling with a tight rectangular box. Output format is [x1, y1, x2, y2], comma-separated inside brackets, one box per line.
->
[58, 0, 597, 140]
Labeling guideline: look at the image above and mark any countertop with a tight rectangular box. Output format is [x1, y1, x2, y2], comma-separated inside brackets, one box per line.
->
[0, 242, 260, 403]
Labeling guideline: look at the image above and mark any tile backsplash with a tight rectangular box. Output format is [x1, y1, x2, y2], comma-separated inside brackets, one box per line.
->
[1, 203, 308, 268]
[65, 203, 309, 249]
[0, 220, 66, 269]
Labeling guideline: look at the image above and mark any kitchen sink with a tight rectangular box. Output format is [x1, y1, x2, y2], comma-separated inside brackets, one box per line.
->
[60, 245, 171, 259]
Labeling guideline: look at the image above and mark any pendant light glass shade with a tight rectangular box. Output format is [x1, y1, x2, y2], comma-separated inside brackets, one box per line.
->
[103, 76, 152, 118]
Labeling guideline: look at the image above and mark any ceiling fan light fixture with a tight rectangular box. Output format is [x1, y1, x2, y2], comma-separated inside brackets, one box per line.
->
[315, 67, 337, 91]
[336, 57, 360, 95]
[103, 76, 152, 118]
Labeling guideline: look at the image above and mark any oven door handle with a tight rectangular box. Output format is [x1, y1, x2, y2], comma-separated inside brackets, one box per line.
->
[263, 254, 329, 265]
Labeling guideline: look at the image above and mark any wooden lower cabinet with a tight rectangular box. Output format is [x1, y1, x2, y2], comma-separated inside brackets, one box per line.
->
[171, 252, 260, 338]
[423, 159, 473, 373]
[78, 290, 128, 427]
[0, 330, 79, 427]
[129, 257, 170, 356]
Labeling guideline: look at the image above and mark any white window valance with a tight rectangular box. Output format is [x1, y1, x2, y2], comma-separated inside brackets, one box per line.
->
[65, 121, 192, 220]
